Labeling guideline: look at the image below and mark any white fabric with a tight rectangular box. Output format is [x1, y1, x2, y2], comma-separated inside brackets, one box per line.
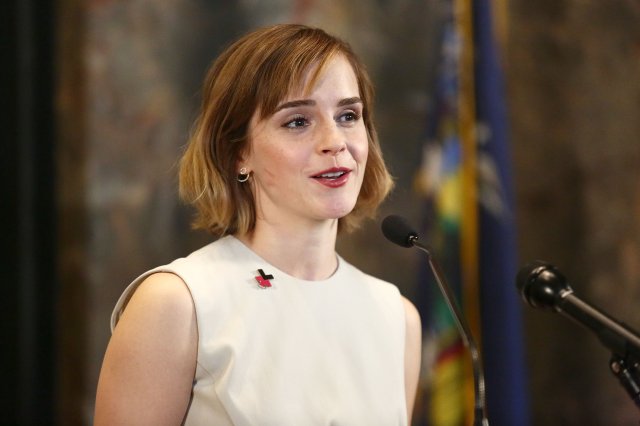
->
[112, 236, 407, 426]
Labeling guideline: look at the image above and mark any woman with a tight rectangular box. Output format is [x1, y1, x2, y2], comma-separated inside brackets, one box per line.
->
[95, 24, 421, 425]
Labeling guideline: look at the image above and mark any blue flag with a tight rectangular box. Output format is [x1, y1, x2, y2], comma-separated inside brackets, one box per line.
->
[414, 1, 530, 424]
[474, 1, 530, 424]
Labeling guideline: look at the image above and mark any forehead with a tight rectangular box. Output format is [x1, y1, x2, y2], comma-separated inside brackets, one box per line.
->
[253, 51, 363, 121]
[293, 54, 359, 99]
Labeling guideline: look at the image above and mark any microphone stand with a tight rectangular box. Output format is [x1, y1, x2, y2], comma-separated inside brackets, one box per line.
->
[564, 292, 640, 409]
[610, 353, 640, 409]
[410, 236, 489, 426]
[518, 261, 640, 411]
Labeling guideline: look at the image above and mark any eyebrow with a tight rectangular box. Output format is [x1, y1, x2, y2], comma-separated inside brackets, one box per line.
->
[338, 97, 363, 107]
[274, 96, 363, 112]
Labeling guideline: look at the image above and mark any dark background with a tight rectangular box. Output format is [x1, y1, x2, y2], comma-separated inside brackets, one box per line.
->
[3, 0, 640, 425]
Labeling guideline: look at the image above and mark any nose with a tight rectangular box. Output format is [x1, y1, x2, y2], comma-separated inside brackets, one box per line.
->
[318, 123, 347, 156]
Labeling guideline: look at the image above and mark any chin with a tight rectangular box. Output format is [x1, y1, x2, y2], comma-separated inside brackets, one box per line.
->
[323, 203, 357, 220]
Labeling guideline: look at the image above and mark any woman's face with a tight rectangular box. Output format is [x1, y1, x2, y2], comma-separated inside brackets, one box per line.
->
[243, 54, 369, 230]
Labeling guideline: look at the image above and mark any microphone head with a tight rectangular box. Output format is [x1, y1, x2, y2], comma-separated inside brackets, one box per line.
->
[381, 215, 418, 248]
[516, 261, 571, 311]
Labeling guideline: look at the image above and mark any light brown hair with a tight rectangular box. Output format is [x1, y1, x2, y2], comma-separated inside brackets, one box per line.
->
[179, 24, 394, 236]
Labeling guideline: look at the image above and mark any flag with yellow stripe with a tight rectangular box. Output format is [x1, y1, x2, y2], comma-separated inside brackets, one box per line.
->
[413, 0, 529, 425]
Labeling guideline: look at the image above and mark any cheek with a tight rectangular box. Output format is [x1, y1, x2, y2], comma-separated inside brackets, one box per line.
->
[256, 145, 301, 186]
[354, 137, 369, 166]
[362, 142, 369, 163]
[257, 155, 279, 185]
[350, 125, 369, 162]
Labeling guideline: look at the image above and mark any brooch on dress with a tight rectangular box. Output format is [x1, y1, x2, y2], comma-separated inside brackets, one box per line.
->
[255, 269, 274, 288]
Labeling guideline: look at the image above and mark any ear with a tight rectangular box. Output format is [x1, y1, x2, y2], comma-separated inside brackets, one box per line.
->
[236, 139, 254, 173]
[237, 112, 258, 172]
[236, 153, 250, 174]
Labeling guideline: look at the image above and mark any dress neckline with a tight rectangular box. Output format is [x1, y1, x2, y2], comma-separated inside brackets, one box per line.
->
[224, 235, 344, 284]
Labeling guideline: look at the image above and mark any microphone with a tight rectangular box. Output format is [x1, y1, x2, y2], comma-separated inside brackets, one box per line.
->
[516, 261, 640, 359]
[381, 215, 489, 426]
[381, 214, 418, 248]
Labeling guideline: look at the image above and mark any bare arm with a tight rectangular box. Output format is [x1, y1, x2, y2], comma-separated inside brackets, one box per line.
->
[402, 296, 422, 424]
[95, 273, 198, 426]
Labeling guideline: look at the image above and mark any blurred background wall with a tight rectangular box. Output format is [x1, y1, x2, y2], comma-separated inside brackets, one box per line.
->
[3, 0, 639, 425]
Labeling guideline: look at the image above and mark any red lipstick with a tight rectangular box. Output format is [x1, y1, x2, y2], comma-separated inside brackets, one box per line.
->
[311, 167, 351, 188]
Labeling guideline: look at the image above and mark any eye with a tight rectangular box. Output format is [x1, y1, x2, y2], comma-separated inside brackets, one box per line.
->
[337, 110, 361, 124]
[283, 114, 309, 129]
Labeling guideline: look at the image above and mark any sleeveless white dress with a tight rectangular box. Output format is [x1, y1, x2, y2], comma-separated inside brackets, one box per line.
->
[112, 236, 408, 425]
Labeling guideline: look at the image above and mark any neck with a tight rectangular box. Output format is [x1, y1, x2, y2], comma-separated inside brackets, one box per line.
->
[236, 219, 339, 281]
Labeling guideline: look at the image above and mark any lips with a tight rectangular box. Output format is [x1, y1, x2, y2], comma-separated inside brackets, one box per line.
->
[311, 167, 351, 188]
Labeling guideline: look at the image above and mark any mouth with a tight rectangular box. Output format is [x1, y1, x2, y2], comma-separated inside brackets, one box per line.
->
[311, 167, 351, 187]
[313, 170, 347, 179]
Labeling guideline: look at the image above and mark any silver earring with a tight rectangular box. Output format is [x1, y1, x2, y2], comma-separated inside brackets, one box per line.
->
[237, 167, 250, 183]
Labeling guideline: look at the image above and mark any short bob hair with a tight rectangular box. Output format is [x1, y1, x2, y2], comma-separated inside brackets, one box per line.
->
[179, 24, 394, 236]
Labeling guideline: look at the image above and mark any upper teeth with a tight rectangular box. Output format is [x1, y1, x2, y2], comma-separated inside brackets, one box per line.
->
[318, 171, 345, 178]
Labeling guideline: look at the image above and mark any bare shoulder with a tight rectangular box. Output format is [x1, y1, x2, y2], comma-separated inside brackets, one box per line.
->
[400, 296, 421, 423]
[129, 272, 193, 307]
[116, 272, 195, 328]
[106, 271, 198, 383]
[401, 296, 422, 333]
[95, 272, 198, 425]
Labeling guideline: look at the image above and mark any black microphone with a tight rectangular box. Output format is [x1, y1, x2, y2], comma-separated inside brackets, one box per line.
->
[517, 261, 640, 359]
[381, 215, 489, 426]
[381, 215, 418, 248]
